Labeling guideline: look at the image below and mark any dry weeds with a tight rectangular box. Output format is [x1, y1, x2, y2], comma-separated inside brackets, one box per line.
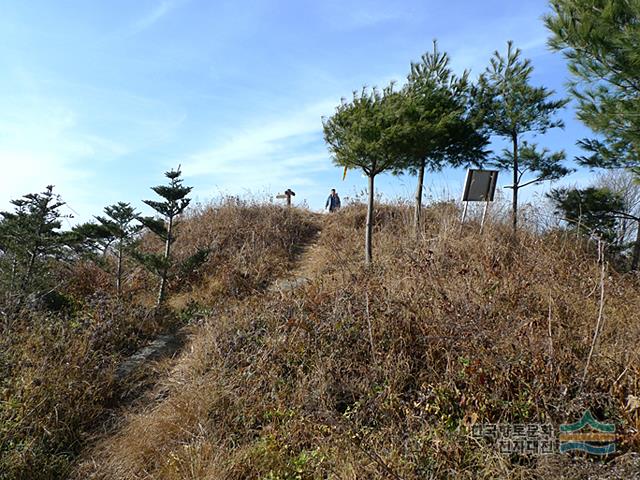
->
[1, 199, 318, 480]
[73, 201, 639, 479]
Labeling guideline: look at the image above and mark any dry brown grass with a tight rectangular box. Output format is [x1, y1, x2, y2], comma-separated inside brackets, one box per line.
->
[168, 198, 320, 308]
[73, 201, 640, 479]
[1, 199, 319, 480]
[0, 301, 157, 480]
[122, 197, 320, 309]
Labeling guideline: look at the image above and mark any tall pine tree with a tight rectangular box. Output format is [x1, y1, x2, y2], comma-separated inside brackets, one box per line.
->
[137, 167, 192, 307]
[0, 186, 68, 302]
[323, 85, 405, 265]
[96, 203, 142, 296]
[546, 0, 640, 174]
[474, 41, 570, 234]
[398, 42, 489, 233]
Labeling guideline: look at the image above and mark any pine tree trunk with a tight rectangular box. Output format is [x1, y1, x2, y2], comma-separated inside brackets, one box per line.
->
[365, 174, 375, 266]
[414, 160, 426, 236]
[157, 216, 173, 308]
[21, 248, 38, 292]
[631, 219, 640, 271]
[22, 213, 47, 292]
[14, 248, 38, 312]
[116, 240, 123, 297]
[512, 133, 519, 236]
[9, 255, 17, 293]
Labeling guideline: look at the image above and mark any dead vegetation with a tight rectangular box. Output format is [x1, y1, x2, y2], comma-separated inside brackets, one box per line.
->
[73, 201, 640, 479]
[0, 198, 319, 480]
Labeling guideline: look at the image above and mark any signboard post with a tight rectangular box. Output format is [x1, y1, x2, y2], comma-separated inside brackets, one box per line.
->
[460, 170, 499, 232]
[276, 188, 296, 207]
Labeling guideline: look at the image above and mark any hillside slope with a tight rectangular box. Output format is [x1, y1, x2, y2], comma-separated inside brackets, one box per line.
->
[74, 203, 640, 479]
[0, 199, 320, 480]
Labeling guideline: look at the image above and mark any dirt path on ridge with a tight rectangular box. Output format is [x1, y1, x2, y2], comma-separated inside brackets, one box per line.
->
[72, 218, 325, 478]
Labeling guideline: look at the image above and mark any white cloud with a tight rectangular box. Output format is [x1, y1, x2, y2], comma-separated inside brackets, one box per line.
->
[433, 7, 552, 78]
[344, 9, 406, 29]
[318, 0, 411, 30]
[0, 94, 127, 221]
[184, 99, 336, 183]
[131, 0, 184, 33]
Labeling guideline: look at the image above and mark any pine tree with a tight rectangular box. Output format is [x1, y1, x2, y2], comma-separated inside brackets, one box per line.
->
[546, 1, 640, 264]
[323, 85, 405, 264]
[474, 41, 570, 234]
[550, 181, 640, 270]
[0, 186, 68, 304]
[546, 0, 640, 173]
[65, 222, 115, 257]
[595, 170, 640, 269]
[96, 203, 142, 296]
[136, 167, 192, 307]
[65, 203, 142, 296]
[398, 42, 489, 233]
[548, 187, 625, 244]
[492, 141, 573, 191]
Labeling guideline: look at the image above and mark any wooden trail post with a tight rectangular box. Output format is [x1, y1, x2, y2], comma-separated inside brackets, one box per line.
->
[276, 189, 296, 207]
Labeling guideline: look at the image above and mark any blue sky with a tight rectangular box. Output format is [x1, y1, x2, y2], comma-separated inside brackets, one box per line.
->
[0, 0, 597, 223]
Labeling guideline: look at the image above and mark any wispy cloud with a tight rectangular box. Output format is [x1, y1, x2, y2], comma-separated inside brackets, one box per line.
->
[0, 98, 101, 219]
[343, 9, 406, 29]
[0, 67, 133, 218]
[0, 90, 187, 221]
[183, 99, 337, 196]
[444, 18, 552, 77]
[131, 0, 184, 33]
[318, 0, 410, 30]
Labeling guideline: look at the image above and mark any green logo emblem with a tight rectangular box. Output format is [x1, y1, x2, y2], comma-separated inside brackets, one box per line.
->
[559, 410, 616, 455]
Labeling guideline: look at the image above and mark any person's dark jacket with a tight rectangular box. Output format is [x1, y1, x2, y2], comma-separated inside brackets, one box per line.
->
[325, 193, 341, 211]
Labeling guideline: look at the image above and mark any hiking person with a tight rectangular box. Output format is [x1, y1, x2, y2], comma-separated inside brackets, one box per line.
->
[325, 188, 341, 212]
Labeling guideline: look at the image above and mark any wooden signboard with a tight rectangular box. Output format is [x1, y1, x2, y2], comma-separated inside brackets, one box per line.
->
[277, 188, 296, 207]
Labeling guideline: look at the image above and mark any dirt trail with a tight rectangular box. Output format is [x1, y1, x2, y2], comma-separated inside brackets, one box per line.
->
[269, 228, 323, 292]
[118, 224, 323, 381]
[75, 220, 325, 477]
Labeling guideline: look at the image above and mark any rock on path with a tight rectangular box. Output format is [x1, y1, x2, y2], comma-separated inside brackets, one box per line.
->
[116, 334, 182, 380]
